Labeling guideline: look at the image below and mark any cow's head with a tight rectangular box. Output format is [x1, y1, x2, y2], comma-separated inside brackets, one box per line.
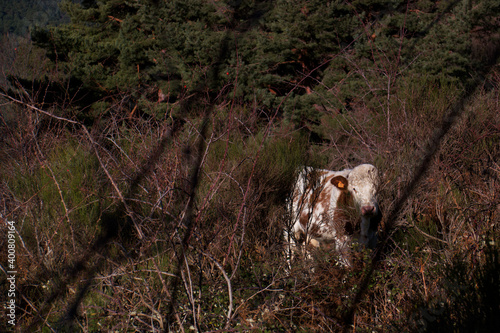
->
[346, 164, 380, 218]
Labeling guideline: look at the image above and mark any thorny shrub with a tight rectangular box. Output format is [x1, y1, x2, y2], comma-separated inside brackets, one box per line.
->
[1, 37, 500, 333]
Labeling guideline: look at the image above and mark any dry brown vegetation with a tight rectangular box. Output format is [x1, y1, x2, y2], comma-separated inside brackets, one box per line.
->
[1, 26, 500, 333]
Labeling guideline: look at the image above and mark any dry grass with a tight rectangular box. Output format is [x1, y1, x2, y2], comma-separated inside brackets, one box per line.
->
[1, 34, 499, 333]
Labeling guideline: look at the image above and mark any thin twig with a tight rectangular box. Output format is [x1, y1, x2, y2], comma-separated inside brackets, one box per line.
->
[0, 92, 79, 124]
[1, 91, 144, 239]
[33, 139, 76, 251]
[410, 223, 449, 244]
[82, 126, 144, 239]
[199, 251, 233, 329]
[181, 254, 200, 332]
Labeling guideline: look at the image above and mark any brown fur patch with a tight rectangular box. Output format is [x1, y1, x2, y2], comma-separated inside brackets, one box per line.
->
[316, 184, 331, 212]
[309, 223, 321, 237]
[299, 212, 310, 228]
[298, 211, 322, 237]
[332, 189, 359, 237]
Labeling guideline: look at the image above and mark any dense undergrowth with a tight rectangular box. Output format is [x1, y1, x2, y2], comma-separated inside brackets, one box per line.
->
[1, 63, 499, 332]
[1, 1, 500, 332]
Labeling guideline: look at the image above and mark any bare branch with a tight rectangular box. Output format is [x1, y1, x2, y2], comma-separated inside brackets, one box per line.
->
[200, 251, 233, 329]
[0, 92, 79, 124]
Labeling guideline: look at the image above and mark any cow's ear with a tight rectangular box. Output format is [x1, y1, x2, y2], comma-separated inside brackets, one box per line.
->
[331, 176, 348, 190]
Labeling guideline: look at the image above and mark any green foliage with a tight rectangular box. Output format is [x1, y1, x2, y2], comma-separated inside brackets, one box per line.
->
[198, 127, 309, 248]
[0, 0, 67, 36]
[1, 0, 499, 331]
[21, 0, 497, 128]
[7, 138, 104, 246]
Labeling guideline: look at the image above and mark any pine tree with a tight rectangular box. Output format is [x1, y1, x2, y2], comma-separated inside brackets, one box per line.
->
[22, 0, 498, 125]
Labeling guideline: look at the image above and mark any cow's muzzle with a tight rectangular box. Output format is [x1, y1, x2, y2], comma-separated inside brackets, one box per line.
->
[361, 205, 376, 216]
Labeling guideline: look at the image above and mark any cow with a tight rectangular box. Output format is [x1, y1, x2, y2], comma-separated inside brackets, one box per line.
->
[286, 164, 381, 266]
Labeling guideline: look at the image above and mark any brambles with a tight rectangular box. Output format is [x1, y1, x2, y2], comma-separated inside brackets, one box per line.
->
[1, 0, 499, 331]
[2, 73, 498, 331]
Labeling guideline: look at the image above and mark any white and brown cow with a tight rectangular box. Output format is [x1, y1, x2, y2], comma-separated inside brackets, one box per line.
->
[286, 164, 381, 265]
